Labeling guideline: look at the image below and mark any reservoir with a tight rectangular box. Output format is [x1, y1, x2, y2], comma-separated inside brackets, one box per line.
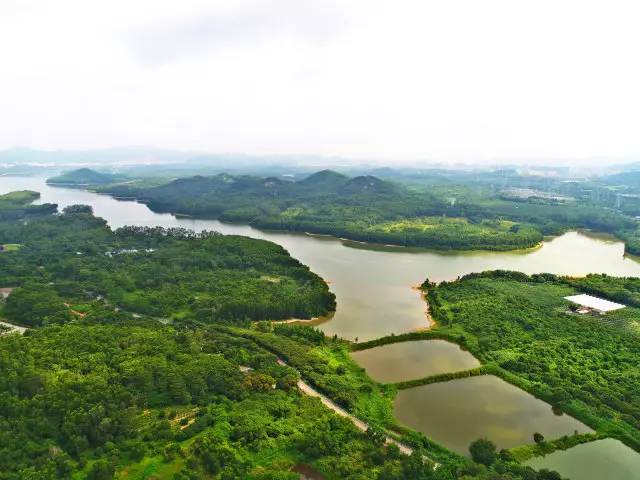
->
[2, 176, 639, 473]
[350, 340, 480, 383]
[393, 375, 592, 454]
[4, 177, 640, 342]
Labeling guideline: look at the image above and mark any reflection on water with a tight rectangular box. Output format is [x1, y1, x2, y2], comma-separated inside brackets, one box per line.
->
[525, 438, 640, 480]
[351, 340, 480, 383]
[4, 176, 640, 471]
[3, 177, 640, 342]
[393, 375, 592, 454]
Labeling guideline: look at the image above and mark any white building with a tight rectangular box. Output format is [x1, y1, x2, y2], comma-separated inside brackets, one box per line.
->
[564, 294, 626, 314]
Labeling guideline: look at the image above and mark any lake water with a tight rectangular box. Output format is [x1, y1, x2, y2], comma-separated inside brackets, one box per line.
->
[350, 340, 480, 383]
[525, 438, 640, 480]
[2, 176, 640, 472]
[4, 176, 640, 342]
[393, 375, 592, 454]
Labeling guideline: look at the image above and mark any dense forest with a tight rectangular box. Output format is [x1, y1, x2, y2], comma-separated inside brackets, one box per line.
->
[0, 190, 57, 221]
[47, 168, 126, 185]
[0, 321, 437, 479]
[86, 169, 543, 251]
[0, 205, 334, 326]
[53, 167, 637, 252]
[0, 191, 570, 479]
[0, 320, 569, 480]
[421, 271, 640, 452]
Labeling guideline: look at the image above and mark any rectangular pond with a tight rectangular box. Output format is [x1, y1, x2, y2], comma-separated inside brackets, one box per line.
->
[393, 375, 592, 454]
[524, 438, 640, 480]
[350, 339, 480, 383]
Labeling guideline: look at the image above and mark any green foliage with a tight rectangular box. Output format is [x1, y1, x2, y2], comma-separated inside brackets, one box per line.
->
[94, 171, 548, 251]
[393, 366, 488, 390]
[89, 167, 640, 253]
[0, 208, 335, 325]
[427, 272, 640, 451]
[3, 283, 72, 326]
[469, 438, 497, 466]
[0, 191, 577, 480]
[0, 190, 56, 221]
[564, 273, 640, 308]
[87, 460, 115, 480]
[47, 168, 125, 185]
[272, 324, 326, 345]
[508, 433, 600, 463]
[223, 325, 396, 425]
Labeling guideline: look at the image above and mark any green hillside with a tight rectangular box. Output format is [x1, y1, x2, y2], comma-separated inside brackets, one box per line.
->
[47, 168, 126, 185]
[95, 171, 546, 251]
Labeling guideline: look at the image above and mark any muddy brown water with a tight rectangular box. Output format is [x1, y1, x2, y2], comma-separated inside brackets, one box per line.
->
[2, 176, 639, 473]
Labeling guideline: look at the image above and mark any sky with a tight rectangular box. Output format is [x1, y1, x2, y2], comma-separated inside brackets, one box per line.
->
[1, 0, 639, 164]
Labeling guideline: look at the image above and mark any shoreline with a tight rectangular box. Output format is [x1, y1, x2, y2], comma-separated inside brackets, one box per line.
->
[63, 183, 552, 254]
[265, 311, 336, 326]
[411, 285, 436, 330]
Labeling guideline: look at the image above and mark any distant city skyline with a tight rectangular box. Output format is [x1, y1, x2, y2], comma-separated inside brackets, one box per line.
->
[1, 1, 639, 163]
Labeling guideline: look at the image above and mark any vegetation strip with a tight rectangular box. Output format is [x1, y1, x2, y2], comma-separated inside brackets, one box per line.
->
[273, 357, 440, 468]
[508, 433, 602, 463]
[393, 366, 489, 390]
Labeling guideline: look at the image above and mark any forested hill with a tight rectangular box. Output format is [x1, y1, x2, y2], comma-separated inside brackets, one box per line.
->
[0, 190, 57, 220]
[0, 199, 335, 326]
[47, 168, 126, 185]
[95, 170, 547, 251]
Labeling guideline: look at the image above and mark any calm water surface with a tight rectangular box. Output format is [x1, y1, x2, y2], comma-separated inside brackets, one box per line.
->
[3, 176, 640, 470]
[525, 438, 640, 480]
[4, 176, 640, 341]
[393, 375, 592, 454]
[351, 340, 480, 383]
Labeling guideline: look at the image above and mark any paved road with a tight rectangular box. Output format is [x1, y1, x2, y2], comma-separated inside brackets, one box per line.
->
[276, 358, 438, 465]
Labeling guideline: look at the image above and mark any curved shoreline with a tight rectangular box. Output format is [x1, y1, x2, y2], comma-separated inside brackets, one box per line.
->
[83, 186, 549, 253]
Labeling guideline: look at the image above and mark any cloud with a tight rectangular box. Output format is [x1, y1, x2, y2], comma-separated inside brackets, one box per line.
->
[1, 0, 640, 162]
[126, 0, 348, 66]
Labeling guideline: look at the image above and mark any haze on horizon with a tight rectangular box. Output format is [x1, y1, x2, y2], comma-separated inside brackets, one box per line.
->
[1, 0, 639, 165]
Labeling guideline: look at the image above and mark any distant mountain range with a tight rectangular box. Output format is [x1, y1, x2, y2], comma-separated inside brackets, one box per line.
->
[0, 147, 353, 170]
[4, 146, 638, 174]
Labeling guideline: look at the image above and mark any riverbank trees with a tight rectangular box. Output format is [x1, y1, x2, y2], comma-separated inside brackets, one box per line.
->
[0, 322, 444, 479]
[82, 168, 640, 252]
[91, 171, 548, 251]
[0, 206, 335, 326]
[422, 271, 640, 452]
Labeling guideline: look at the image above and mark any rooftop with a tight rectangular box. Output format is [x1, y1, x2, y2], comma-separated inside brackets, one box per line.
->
[564, 294, 626, 313]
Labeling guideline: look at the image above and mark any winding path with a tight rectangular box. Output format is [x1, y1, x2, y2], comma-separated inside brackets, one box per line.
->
[0, 320, 27, 335]
[276, 359, 439, 467]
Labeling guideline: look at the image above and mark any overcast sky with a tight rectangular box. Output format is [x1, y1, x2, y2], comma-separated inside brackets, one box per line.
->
[1, 0, 639, 163]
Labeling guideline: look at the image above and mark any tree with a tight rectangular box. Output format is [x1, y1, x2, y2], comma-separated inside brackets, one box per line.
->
[537, 469, 563, 480]
[469, 438, 497, 466]
[365, 426, 386, 448]
[3, 284, 72, 327]
[533, 432, 545, 444]
[86, 459, 115, 480]
[63, 204, 94, 215]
